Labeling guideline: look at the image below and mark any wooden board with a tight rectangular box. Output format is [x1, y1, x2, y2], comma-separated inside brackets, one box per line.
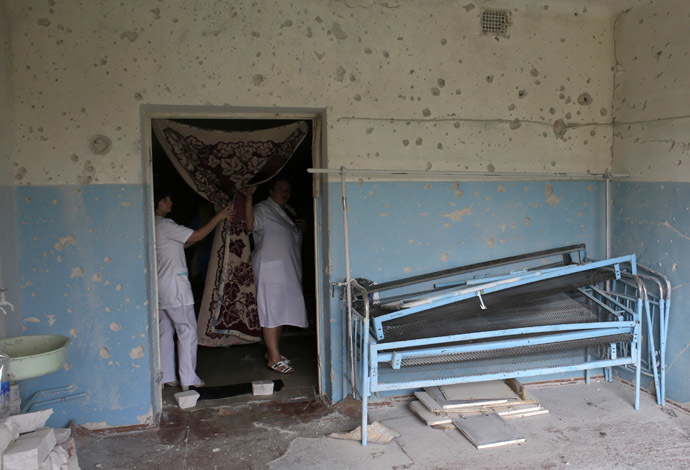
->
[408, 400, 453, 426]
[425, 386, 508, 410]
[440, 380, 520, 401]
[413, 391, 444, 413]
[501, 408, 549, 420]
[453, 414, 525, 449]
[411, 398, 547, 425]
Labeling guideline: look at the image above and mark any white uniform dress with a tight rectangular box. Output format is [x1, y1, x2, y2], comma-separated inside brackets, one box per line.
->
[155, 215, 203, 387]
[252, 198, 308, 328]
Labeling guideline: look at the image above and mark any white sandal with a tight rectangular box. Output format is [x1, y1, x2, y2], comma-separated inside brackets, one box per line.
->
[268, 360, 295, 374]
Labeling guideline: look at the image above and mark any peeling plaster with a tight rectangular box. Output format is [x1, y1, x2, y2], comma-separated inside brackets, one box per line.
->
[442, 207, 472, 222]
[545, 184, 562, 206]
[82, 422, 109, 431]
[54, 236, 76, 251]
[129, 346, 145, 359]
[70, 267, 84, 278]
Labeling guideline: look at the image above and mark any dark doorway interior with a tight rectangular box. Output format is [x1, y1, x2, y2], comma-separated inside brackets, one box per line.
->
[152, 117, 317, 391]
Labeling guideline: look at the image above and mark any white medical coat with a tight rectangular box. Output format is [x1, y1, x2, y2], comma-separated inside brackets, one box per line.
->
[155, 216, 194, 308]
[252, 198, 308, 328]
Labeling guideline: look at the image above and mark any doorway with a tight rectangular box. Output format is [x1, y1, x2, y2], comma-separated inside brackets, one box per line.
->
[146, 109, 323, 409]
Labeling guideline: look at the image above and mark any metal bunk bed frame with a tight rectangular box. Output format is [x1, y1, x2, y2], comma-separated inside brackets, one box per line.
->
[344, 244, 669, 446]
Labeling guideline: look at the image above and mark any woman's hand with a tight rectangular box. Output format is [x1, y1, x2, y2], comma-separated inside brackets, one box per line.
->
[223, 204, 236, 219]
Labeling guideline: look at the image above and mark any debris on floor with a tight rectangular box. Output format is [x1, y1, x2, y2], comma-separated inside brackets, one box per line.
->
[328, 421, 400, 444]
[174, 390, 200, 409]
[252, 380, 274, 396]
[1, 409, 80, 469]
[408, 380, 548, 449]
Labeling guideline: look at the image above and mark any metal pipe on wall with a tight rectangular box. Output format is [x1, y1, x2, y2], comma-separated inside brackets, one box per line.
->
[308, 167, 629, 180]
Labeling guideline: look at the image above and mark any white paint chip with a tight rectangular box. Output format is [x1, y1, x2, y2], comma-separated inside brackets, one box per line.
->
[92, 272, 103, 282]
[545, 184, 562, 206]
[69, 328, 78, 337]
[71, 267, 84, 278]
[54, 236, 76, 251]
[129, 346, 145, 359]
[47, 315, 56, 326]
[110, 322, 122, 331]
[100, 347, 111, 359]
[442, 207, 472, 222]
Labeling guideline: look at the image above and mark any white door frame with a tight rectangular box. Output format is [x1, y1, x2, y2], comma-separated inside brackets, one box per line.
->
[140, 104, 327, 422]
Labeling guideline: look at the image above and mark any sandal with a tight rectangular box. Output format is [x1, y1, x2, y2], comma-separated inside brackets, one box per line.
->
[265, 353, 291, 364]
[268, 360, 295, 374]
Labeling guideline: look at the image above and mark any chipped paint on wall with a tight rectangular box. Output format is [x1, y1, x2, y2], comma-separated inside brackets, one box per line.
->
[5, 0, 619, 186]
[330, 180, 605, 286]
[2, 0, 660, 423]
[16, 184, 152, 428]
[610, 0, 690, 406]
[612, 0, 690, 183]
[0, 1, 20, 339]
[612, 182, 690, 404]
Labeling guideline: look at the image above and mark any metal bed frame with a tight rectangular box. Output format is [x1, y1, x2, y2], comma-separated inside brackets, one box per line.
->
[344, 244, 669, 446]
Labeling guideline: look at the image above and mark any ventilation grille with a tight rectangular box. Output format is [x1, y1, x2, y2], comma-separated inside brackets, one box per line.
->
[481, 9, 510, 36]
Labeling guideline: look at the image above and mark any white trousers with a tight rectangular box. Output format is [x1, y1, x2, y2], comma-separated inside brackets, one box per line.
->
[159, 305, 202, 387]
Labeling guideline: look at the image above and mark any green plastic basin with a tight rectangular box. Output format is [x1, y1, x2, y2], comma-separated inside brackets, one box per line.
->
[0, 335, 71, 382]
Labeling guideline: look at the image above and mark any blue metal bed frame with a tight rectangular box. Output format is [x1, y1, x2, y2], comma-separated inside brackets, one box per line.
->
[345, 244, 668, 446]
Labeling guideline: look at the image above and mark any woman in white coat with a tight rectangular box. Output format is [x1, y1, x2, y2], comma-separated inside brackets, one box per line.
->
[244, 179, 308, 374]
[155, 188, 235, 390]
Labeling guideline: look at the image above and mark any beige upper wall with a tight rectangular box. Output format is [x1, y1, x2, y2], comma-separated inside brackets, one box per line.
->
[0, 1, 11, 186]
[5, 0, 621, 185]
[612, 0, 690, 181]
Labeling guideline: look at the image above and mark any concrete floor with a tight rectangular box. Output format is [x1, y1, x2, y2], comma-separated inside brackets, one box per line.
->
[72, 335, 690, 469]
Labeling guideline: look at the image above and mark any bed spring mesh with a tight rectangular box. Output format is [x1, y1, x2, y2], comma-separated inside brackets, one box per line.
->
[376, 268, 615, 342]
[396, 333, 631, 368]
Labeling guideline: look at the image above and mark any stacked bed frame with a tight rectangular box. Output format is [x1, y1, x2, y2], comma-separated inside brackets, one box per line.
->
[344, 244, 669, 446]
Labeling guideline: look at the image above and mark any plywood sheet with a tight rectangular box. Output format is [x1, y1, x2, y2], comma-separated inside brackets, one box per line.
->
[453, 414, 525, 449]
[408, 400, 452, 426]
[413, 391, 444, 413]
[440, 380, 519, 401]
[425, 386, 508, 410]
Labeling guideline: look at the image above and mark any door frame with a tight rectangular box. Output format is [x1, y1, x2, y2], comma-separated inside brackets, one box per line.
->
[140, 104, 327, 422]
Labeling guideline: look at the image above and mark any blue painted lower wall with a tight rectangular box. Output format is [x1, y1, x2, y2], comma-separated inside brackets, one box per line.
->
[612, 181, 690, 407]
[13, 178, 613, 427]
[324, 179, 607, 402]
[16, 185, 155, 428]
